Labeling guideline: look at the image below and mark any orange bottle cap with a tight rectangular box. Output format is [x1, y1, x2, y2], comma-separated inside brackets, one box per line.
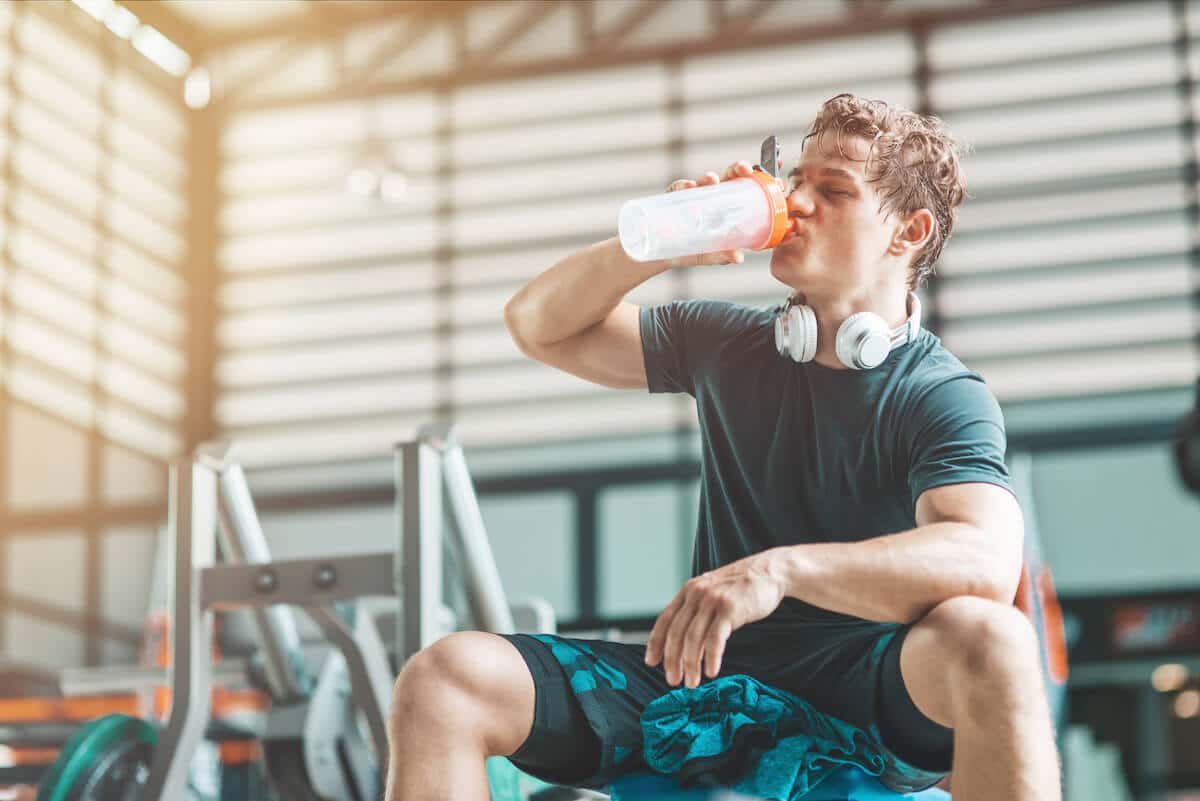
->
[747, 169, 790, 251]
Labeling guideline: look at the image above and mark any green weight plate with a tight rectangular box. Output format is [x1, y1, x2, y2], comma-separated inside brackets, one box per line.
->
[35, 714, 157, 801]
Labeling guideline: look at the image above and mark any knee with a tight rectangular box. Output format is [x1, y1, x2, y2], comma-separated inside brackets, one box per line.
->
[389, 631, 534, 757]
[917, 595, 1041, 688]
[391, 631, 487, 726]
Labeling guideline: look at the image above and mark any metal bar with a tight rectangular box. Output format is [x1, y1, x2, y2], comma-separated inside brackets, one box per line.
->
[718, 0, 781, 37]
[200, 552, 395, 610]
[0, 591, 142, 643]
[591, 0, 667, 50]
[437, 427, 515, 634]
[141, 459, 216, 801]
[577, 490, 598, 620]
[398, 437, 443, 665]
[197, 0, 475, 53]
[60, 660, 250, 696]
[198, 442, 310, 703]
[183, 81, 220, 454]
[459, 0, 562, 71]
[305, 607, 392, 779]
[345, 14, 441, 92]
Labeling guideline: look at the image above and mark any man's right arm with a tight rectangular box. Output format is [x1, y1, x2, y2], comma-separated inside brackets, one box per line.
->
[503, 237, 671, 390]
[503, 161, 755, 390]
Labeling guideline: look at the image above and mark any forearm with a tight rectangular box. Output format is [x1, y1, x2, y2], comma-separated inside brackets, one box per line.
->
[771, 523, 1022, 624]
[504, 237, 672, 347]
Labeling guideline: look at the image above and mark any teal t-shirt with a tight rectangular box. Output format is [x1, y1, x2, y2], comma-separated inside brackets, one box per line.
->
[640, 299, 1012, 628]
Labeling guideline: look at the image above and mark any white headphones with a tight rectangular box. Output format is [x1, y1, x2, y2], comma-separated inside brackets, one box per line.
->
[774, 292, 922, 370]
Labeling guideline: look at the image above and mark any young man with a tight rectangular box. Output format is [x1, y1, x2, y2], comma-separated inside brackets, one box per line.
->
[386, 94, 1060, 801]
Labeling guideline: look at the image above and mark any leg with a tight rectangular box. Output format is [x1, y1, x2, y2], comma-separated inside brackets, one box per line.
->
[385, 631, 537, 801]
[900, 596, 1061, 801]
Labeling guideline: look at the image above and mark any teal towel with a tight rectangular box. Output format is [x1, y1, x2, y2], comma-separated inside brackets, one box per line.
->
[639, 675, 947, 799]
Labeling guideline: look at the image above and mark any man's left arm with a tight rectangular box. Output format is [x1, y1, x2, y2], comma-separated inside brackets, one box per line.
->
[770, 481, 1025, 624]
[645, 482, 1024, 688]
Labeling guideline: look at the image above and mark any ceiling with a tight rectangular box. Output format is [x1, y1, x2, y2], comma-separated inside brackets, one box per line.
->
[136, 0, 472, 56]
[163, 0, 319, 32]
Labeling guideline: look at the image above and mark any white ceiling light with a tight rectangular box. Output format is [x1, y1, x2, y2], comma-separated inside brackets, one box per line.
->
[69, 0, 191, 78]
[70, 0, 113, 23]
[184, 67, 211, 109]
[104, 2, 139, 39]
[132, 23, 191, 76]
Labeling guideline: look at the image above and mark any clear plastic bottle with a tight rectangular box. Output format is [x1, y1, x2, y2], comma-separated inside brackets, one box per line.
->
[618, 169, 790, 262]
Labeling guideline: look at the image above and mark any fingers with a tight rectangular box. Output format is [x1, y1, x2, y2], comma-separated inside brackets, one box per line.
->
[704, 618, 732, 679]
[679, 606, 715, 688]
[660, 594, 701, 686]
[721, 160, 755, 181]
[666, 160, 754, 194]
[645, 591, 686, 666]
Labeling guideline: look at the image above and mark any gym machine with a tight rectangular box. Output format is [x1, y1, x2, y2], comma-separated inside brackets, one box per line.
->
[38, 424, 556, 801]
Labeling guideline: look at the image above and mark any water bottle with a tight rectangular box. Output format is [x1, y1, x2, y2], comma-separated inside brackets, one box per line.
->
[618, 168, 791, 262]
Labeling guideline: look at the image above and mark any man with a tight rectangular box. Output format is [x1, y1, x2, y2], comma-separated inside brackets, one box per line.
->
[386, 94, 1060, 801]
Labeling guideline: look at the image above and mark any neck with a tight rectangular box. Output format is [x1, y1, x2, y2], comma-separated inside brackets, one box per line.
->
[796, 287, 910, 370]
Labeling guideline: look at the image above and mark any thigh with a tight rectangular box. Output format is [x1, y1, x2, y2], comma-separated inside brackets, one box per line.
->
[877, 625, 954, 773]
[500, 633, 732, 789]
[741, 622, 952, 772]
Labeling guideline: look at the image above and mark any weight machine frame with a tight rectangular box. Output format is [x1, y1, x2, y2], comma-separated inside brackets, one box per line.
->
[136, 424, 520, 801]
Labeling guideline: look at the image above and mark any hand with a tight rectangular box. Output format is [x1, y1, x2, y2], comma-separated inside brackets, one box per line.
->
[659, 160, 758, 269]
[644, 549, 786, 688]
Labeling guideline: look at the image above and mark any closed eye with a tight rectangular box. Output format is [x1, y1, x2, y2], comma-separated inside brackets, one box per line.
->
[788, 181, 850, 198]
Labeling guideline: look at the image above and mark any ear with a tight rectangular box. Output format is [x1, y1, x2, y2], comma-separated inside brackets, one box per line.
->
[888, 208, 935, 258]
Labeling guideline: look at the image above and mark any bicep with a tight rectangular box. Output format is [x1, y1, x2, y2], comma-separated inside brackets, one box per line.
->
[916, 482, 1025, 589]
[515, 301, 648, 390]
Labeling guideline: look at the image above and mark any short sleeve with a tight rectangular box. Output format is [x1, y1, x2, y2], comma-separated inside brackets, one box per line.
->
[639, 299, 761, 396]
[905, 374, 1012, 510]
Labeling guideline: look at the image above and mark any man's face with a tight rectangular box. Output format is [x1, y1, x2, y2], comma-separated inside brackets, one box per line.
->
[768, 131, 904, 295]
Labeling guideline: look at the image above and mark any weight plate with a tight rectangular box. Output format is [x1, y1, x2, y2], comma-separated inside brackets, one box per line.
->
[35, 714, 157, 801]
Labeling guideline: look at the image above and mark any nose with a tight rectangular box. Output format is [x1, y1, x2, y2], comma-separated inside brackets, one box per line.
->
[785, 185, 815, 217]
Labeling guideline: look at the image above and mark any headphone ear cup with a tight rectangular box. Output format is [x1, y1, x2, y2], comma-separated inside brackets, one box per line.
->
[775, 305, 817, 362]
[836, 312, 891, 369]
[796, 305, 817, 362]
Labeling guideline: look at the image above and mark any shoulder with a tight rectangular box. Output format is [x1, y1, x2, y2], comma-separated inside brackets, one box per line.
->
[893, 332, 1004, 429]
[641, 298, 775, 345]
[645, 298, 774, 327]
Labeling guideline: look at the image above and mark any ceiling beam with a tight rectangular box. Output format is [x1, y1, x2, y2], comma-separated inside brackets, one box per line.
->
[460, 0, 564, 72]
[233, 0, 1101, 112]
[194, 0, 478, 55]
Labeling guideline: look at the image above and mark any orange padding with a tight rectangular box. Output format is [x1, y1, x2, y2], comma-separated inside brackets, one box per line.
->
[212, 688, 270, 716]
[1013, 562, 1070, 686]
[218, 740, 262, 765]
[1037, 566, 1070, 684]
[0, 696, 140, 723]
[2, 747, 59, 766]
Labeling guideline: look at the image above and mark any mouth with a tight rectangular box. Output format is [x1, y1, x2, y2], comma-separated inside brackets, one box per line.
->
[779, 220, 804, 245]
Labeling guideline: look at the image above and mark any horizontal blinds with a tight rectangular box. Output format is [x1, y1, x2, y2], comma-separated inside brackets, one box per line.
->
[218, 2, 1198, 469]
[0, 4, 187, 461]
[930, 0, 1198, 403]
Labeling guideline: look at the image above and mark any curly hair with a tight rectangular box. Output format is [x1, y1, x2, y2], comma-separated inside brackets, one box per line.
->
[802, 93, 968, 288]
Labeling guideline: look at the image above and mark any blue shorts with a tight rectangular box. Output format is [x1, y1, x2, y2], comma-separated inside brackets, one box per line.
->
[499, 619, 952, 791]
